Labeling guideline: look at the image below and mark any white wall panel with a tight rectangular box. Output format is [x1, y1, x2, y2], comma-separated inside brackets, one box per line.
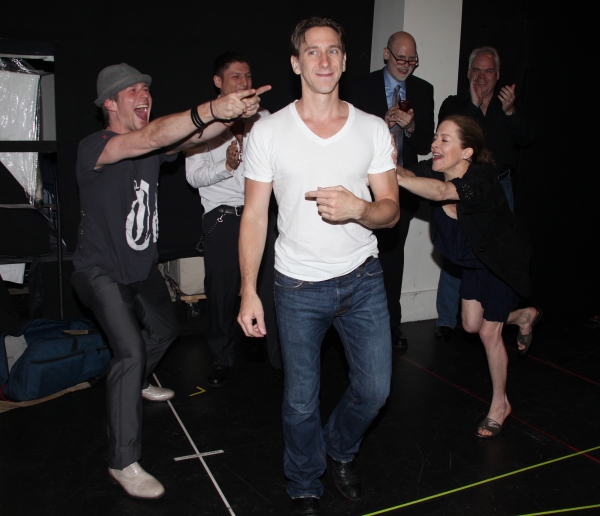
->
[371, 0, 463, 322]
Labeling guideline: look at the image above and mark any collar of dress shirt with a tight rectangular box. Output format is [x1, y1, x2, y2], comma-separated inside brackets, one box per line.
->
[384, 67, 405, 95]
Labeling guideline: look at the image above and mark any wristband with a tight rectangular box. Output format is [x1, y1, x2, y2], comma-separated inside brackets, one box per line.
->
[190, 105, 207, 130]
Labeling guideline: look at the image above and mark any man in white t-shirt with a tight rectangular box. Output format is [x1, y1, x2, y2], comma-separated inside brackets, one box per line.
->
[237, 17, 399, 515]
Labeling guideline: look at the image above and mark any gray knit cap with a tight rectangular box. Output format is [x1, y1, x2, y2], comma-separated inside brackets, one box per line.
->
[94, 63, 152, 107]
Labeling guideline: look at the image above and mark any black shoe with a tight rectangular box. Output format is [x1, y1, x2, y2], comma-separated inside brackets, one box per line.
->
[273, 366, 284, 380]
[330, 457, 362, 501]
[290, 497, 319, 515]
[434, 326, 453, 340]
[207, 365, 230, 387]
[392, 329, 408, 351]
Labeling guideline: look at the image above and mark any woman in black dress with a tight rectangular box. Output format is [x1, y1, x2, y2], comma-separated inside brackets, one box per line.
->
[396, 115, 542, 438]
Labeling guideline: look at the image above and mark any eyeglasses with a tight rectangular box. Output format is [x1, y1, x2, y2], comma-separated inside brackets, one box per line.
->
[386, 47, 419, 66]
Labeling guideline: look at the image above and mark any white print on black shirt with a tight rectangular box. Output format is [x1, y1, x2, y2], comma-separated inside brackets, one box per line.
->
[126, 180, 159, 250]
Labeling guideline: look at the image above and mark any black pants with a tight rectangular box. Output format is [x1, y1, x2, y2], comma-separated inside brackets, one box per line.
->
[374, 203, 414, 333]
[203, 201, 282, 369]
[72, 265, 178, 469]
[202, 210, 241, 367]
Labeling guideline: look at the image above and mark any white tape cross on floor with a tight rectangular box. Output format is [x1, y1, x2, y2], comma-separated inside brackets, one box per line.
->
[153, 373, 236, 516]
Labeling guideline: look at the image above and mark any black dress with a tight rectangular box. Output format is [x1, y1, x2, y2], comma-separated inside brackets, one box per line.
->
[432, 206, 520, 323]
[410, 159, 532, 299]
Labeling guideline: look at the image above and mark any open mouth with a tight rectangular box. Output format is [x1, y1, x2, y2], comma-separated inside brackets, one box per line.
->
[135, 105, 149, 122]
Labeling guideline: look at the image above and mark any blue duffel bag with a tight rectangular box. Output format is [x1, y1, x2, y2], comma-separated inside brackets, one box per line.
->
[0, 318, 111, 401]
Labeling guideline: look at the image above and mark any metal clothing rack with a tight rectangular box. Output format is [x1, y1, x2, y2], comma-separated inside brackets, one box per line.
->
[0, 39, 63, 318]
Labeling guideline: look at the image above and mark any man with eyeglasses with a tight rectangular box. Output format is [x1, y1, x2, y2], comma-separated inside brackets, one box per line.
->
[433, 46, 534, 340]
[347, 31, 434, 352]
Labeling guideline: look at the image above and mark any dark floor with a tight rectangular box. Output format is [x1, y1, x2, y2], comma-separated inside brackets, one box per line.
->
[1, 301, 600, 516]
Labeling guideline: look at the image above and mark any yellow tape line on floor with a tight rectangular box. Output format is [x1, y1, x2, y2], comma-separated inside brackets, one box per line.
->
[518, 504, 600, 515]
[363, 444, 600, 515]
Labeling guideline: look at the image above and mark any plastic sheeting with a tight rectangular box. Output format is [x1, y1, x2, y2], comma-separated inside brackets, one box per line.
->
[0, 263, 26, 283]
[0, 61, 42, 203]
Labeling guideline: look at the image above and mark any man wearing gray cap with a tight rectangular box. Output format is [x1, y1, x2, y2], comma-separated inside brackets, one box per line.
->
[71, 63, 270, 499]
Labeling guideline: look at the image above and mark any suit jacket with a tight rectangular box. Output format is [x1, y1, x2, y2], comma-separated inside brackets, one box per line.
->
[438, 92, 533, 174]
[346, 68, 434, 213]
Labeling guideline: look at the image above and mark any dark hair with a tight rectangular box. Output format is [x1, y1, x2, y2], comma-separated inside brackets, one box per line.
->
[290, 17, 346, 57]
[101, 92, 119, 128]
[441, 115, 495, 165]
[213, 51, 250, 78]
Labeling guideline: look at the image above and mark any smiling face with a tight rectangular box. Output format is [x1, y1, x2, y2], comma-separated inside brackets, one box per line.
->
[105, 82, 152, 133]
[214, 61, 252, 96]
[291, 26, 346, 96]
[384, 33, 418, 82]
[431, 120, 473, 175]
[468, 52, 499, 98]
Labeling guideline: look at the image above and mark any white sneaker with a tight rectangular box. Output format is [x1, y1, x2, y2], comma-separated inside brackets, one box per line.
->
[108, 462, 165, 499]
[141, 385, 174, 402]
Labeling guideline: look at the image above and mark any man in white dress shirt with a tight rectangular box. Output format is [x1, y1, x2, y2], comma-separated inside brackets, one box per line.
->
[186, 51, 281, 387]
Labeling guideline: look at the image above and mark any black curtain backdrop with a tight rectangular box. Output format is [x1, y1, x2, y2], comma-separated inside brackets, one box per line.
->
[2, 0, 375, 258]
[2, 0, 597, 317]
[459, 0, 597, 316]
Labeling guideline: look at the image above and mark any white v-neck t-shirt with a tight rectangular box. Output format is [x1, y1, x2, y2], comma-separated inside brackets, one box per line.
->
[244, 101, 395, 281]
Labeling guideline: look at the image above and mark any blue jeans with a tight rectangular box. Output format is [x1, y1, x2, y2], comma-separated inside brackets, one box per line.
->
[274, 257, 392, 499]
[435, 172, 514, 328]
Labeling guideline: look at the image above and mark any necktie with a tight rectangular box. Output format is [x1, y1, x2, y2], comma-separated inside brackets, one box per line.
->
[391, 83, 404, 166]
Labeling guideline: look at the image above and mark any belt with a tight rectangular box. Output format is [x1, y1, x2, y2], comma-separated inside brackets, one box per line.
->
[214, 205, 244, 216]
[498, 169, 511, 180]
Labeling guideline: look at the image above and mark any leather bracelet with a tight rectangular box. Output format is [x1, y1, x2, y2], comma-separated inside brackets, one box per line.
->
[190, 105, 207, 130]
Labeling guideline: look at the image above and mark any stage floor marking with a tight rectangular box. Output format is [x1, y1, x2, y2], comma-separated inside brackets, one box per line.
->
[189, 386, 206, 396]
[362, 444, 600, 515]
[517, 504, 600, 515]
[174, 450, 224, 461]
[399, 354, 600, 464]
[507, 347, 600, 388]
[153, 373, 235, 515]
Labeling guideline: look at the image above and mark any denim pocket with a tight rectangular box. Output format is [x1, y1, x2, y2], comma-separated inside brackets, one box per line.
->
[274, 271, 305, 289]
[363, 257, 384, 278]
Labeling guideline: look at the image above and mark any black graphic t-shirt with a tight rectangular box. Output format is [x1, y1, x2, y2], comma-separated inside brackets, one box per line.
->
[74, 130, 177, 284]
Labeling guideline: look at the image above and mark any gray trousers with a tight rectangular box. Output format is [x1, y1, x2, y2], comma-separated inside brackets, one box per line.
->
[72, 265, 178, 469]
